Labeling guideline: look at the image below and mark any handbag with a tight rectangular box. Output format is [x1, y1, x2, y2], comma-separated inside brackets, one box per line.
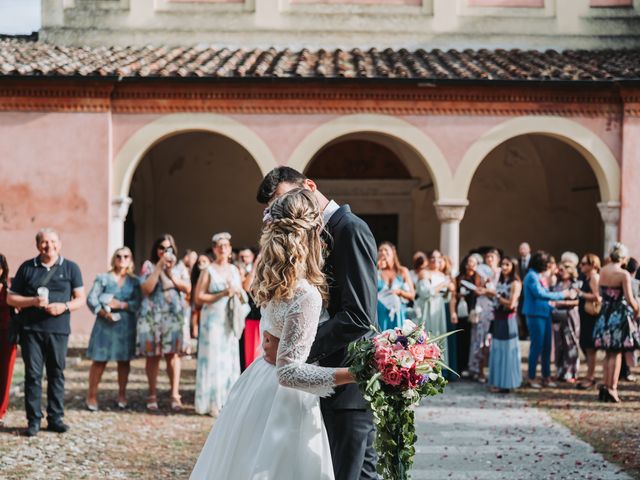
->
[7, 263, 60, 345]
[227, 291, 250, 340]
[584, 299, 602, 316]
[456, 296, 469, 318]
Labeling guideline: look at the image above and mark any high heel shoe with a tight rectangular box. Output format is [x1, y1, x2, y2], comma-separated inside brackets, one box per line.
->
[605, 388, 621, 403]
[603, 387, 622, 403]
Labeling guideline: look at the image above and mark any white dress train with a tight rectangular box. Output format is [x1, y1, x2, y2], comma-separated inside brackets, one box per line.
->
[190, 280, 337, 480]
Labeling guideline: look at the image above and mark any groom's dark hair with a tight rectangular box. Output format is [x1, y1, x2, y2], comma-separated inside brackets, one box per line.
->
[256, 167, 308, 204]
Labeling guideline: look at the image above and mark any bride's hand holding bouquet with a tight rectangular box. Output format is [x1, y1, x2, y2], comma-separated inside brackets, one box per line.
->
[348, 320, 453, 480]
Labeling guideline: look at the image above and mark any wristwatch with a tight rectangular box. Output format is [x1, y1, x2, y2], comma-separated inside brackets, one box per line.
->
[64, 302, 70, 312]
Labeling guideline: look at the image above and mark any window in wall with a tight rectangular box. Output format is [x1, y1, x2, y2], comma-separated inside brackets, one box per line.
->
[167, 0, 243, 3]
[291, 0, 421, 5]
[590, 0, 633, 6]
[467, 0, 544, 6]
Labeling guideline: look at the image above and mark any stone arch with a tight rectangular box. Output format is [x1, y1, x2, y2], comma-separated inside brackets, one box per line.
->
[112, 113, 277, 198]
[454, 116, 620, 202]
[286, 114, 454, 200]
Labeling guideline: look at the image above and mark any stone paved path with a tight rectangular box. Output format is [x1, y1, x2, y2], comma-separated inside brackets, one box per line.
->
[412, 381, 631, 480]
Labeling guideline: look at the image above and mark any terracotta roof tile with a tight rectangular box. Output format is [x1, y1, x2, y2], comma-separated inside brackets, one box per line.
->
[0, 39, 639, 81]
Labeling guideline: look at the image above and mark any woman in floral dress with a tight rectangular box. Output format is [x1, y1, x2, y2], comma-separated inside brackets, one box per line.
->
[193, 232, 247, 416]
[137, 234, 191, 411]
[86, 247, 141, 410]
[593, 243, 640, 402]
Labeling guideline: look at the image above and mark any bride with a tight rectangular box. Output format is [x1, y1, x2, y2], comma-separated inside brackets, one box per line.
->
[190, 188, 355, 480]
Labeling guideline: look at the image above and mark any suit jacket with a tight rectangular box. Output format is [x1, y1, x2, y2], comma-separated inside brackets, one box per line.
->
[522, 270, 565, 318]
[307, 205, 378, 410]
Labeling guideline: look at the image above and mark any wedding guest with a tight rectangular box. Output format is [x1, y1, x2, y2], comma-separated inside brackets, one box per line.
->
[488, 257, 522, 393]
[441, 254, 459, 374]
[138, 234, 191, 411]
[181, 249, 198, 274]
[410, 251, 427, 286]
[542, 255, 558, 289]
[561, 251, 580, 268]
[194, 232, 247, 416]
[376, 241, 414, 330]
[7, 228, 85, 436]
[190, 253, 213, 340]
[416, 249, 452, 365]
[551, 262, 580, 383]
[622, 258, 639, 382]
[85, 247, 142, 411]
[468, 248, 501, 383]
[455, 255, 481, 377]
[593, 243, 640, 402]
[518, 242, 532, 339]
[577, 253, 601, 390]
[522, 250, 571, 389]
[0, 254, 16, 424]
[237, 247, 261, 370]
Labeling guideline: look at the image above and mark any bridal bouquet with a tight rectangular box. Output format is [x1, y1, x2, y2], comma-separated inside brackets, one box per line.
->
[348, 320, 451, 480]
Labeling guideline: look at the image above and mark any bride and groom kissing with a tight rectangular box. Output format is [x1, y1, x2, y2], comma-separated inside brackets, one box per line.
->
[190, 167, 379, 480]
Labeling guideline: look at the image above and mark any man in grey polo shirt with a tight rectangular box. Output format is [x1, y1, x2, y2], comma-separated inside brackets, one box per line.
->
[8, 228, 85, 437]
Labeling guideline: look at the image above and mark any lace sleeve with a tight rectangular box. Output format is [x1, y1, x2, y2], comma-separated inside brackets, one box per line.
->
[276, 287, 337, 397]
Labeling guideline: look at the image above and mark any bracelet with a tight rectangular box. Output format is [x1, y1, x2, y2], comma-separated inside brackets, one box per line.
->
[65, 302, 71, 312]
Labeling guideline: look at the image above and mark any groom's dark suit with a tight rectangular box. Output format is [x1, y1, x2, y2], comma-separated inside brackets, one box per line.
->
[307, 204, 378, 480]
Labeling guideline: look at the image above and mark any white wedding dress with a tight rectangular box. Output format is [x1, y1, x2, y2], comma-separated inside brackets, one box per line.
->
[190, 279, 337, 480]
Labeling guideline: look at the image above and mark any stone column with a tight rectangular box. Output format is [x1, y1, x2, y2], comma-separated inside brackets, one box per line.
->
[109, 196, 132, 255]
[597, 201, 621, 257]
[434, 199, 469, 272]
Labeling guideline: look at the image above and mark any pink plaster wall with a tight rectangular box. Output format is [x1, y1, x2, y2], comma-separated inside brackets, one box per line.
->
[0, 112, 110, 337]
[620, 115, 640, 255]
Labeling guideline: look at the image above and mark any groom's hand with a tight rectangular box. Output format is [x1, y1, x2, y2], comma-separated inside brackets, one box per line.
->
[262, 331, 279, 365]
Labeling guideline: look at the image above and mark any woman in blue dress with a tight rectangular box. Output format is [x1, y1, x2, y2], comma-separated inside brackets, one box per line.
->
[86, 247, 141, 410]
[488, 257, 522, 392]
[376, 241, 414, 331]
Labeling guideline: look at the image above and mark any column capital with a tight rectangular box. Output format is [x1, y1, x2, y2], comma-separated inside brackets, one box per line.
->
[597, 201, 621, 225]
[111, 196, 132, 222]
[434, 199, 469, 223]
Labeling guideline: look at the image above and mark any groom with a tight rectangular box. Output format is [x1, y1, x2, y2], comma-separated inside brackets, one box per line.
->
[257, 167, 378, 480]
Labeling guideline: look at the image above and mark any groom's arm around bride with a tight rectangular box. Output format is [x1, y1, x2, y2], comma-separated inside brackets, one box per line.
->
[257, 167, 379, 480]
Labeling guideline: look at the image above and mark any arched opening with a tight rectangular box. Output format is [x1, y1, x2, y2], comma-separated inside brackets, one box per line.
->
[461, 134, 604, 258]
[124, 131, 264, 262]
[305, 134, 438, 264]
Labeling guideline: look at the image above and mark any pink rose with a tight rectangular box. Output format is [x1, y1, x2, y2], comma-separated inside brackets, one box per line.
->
[382, 367, 402, 386]
[394, 350, 415, 369]
[408, 344, 426, 362]
[424, 343, 442, 360]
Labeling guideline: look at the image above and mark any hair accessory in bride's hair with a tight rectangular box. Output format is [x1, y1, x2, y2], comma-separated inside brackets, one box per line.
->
[262, 207, 274, 225]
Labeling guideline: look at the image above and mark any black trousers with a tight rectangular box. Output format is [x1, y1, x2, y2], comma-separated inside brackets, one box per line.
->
[20, 331, 68, 424]
[321, 406, 378, 480]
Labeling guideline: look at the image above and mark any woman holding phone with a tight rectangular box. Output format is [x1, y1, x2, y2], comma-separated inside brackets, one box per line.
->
[137, 234, 191, 411]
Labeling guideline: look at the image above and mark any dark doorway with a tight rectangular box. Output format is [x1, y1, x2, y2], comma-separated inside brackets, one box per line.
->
[359, 214, 399, 248]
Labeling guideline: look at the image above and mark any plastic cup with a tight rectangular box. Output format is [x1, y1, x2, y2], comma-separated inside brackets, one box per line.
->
[37, 287, 49, 303]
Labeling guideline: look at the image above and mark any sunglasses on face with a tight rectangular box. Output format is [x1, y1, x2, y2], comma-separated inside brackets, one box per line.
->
[116, 254, 130, 260]
[158, 245, 171, 252]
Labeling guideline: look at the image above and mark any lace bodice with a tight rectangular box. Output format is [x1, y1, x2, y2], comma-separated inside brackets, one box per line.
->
[261, 280, 337, 397]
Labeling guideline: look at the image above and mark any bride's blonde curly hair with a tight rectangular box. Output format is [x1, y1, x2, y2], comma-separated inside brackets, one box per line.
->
[252, 188, 328, 306]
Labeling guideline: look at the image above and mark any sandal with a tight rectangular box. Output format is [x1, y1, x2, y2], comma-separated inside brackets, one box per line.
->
[146, 396, 159, 411]
[577, 379, 596, 390]
[170, 395, 183, 412]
